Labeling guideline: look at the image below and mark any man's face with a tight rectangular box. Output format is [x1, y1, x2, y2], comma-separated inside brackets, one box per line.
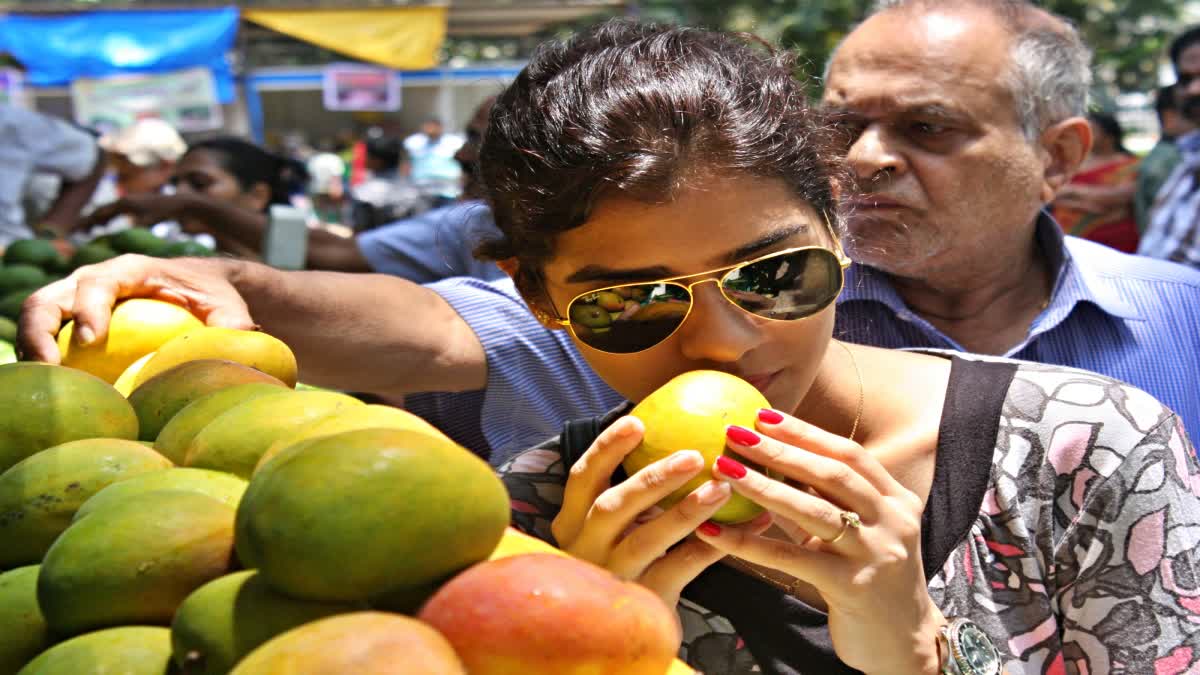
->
[822, 8, 1049, 280]
[455, 101, 493, 199]
[1177, 43, 1200, 125]
[1162, 108, 1196, 140]
[111, 154, 173, 196]
[421, 121, 443, 139]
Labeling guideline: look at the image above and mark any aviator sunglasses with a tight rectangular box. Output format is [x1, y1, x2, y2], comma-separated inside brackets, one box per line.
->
[542, 246, 852, 354]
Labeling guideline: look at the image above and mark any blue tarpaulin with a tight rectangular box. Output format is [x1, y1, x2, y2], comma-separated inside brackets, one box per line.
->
[0, 7, 239, 102]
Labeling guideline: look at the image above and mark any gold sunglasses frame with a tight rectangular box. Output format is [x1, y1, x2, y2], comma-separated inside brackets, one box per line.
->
[542, 245, 852, 354]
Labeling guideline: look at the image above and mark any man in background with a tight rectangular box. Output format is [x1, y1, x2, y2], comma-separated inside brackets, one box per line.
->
[1, 106, 104, 245]
[1139, 26, 1200, 268]
[351, 135, 425, 230]
[77, 118, 189, 242]
[1136, 84, 1195, 233]
[100, 118, 186, 199]
[404, 118, 464, 208]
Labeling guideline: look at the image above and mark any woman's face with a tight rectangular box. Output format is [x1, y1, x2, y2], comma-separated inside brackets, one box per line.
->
[173, 149, 269, 212]
[538, 173, 838, 412]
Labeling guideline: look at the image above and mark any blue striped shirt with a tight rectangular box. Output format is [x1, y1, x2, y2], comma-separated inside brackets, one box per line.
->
[404, 277, 625, 463]
[837, 214, 1200, 439]
[407, 213, 1200, 463]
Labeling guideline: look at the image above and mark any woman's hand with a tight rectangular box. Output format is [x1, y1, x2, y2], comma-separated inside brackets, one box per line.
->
[551, 415, 772, 610]
[18, 254, 256, 363]
[696, 410, 944, 675]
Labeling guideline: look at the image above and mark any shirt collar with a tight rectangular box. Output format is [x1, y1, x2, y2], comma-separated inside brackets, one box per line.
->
[838, 212, 1141, 321]
[1044, 213, 1142, 321]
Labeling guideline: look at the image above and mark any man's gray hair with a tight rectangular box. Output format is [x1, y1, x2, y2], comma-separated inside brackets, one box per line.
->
[836, 0, 1092, 140]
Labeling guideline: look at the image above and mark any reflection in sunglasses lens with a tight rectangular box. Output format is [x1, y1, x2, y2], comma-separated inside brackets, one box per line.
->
[569, 249, 843, 354]
[570, 285, 691, 353]
[723, 249, 840, 319]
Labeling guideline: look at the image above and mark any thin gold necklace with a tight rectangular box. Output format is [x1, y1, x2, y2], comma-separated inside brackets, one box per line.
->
[725, 340, 864, 598]
[838, 340, 864, 443]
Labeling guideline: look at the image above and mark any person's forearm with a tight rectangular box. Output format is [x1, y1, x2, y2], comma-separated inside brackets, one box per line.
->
[305, 229, 373, 272]
[182, 199, 371, 272]
[180, 196, 271, 252]
[1086, 182, 1135, 209]
[224, 259, 485, 395]
[41, 151, 105, 235]
[1058, 183, 1136, 212]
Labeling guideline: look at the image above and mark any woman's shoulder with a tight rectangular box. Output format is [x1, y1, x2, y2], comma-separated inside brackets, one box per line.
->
[928, 352, 1178, 442]
[986, 359, 1196, 540]
[940, 353, 1190, 501]
[1002, 360, 1180, 444]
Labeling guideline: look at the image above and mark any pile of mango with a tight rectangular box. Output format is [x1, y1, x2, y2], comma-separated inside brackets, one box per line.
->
[0, 230, 214, 364]
[0, 298, 692, 674]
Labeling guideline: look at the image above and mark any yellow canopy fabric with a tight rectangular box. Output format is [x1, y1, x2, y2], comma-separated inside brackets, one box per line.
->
[243, 7, 447, 70]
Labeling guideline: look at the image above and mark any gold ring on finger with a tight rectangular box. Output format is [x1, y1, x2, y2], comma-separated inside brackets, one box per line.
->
[822, 510, 862, 545]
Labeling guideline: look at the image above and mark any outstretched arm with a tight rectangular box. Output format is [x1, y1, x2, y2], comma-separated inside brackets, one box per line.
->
[18, 254, 486, 397]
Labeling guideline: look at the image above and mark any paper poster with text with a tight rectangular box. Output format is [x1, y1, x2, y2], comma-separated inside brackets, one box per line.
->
[71, 67, 223, 135]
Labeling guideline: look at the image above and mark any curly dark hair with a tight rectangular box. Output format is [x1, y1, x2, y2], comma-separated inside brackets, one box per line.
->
[476, 20, 845, 300]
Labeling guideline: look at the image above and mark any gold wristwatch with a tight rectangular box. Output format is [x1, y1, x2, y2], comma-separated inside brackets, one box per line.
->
[937, 618, 1001, 675]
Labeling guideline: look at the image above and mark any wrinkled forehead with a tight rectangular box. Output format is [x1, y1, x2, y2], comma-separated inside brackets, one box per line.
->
[824, 7, 1015, 109]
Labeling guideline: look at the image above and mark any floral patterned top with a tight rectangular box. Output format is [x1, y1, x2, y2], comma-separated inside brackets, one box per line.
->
[499, 355, 1200, 674]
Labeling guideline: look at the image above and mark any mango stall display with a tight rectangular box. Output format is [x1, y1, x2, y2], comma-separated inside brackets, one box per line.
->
[0, 299, 700, 674]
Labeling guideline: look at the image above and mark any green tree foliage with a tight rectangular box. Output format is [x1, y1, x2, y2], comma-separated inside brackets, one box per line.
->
[632, 0, 1184, 94]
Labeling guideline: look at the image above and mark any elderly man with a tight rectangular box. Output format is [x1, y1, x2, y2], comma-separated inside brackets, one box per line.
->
[1140, 26, 1200, 269]
[823, 0, 1200, 436]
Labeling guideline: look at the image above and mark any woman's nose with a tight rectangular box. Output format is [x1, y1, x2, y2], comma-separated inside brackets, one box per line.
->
[674, 281, 763, 364]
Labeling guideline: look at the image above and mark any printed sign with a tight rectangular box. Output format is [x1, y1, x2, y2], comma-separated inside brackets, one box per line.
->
[322, 64, 401, 112]
[70, 67, 223, 134]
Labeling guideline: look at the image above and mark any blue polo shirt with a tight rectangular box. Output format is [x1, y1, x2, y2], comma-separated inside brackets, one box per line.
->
[406, 213, 1200, 463]
[836, 213, 1200, 439]
[356, 201, 507, 284]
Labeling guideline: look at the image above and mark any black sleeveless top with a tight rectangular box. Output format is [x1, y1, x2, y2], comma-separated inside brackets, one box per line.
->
[555, 356, 1018, 674]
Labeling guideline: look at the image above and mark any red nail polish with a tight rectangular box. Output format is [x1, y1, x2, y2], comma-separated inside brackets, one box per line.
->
[698, 521, 722, 536]
[726, 425, 760, 447]
[715, 455, 748, 479]
[757, 408, 784, 424]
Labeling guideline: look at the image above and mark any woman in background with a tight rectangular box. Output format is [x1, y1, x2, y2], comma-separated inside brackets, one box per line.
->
[82, 137, 299, 259]
[1051, 111, 1140, 252]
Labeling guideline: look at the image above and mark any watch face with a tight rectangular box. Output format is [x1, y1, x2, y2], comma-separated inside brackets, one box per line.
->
[957, 623, 1001, 674]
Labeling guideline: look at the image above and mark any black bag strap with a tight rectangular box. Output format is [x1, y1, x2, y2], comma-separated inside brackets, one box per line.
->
[559, 416, 603, 469]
